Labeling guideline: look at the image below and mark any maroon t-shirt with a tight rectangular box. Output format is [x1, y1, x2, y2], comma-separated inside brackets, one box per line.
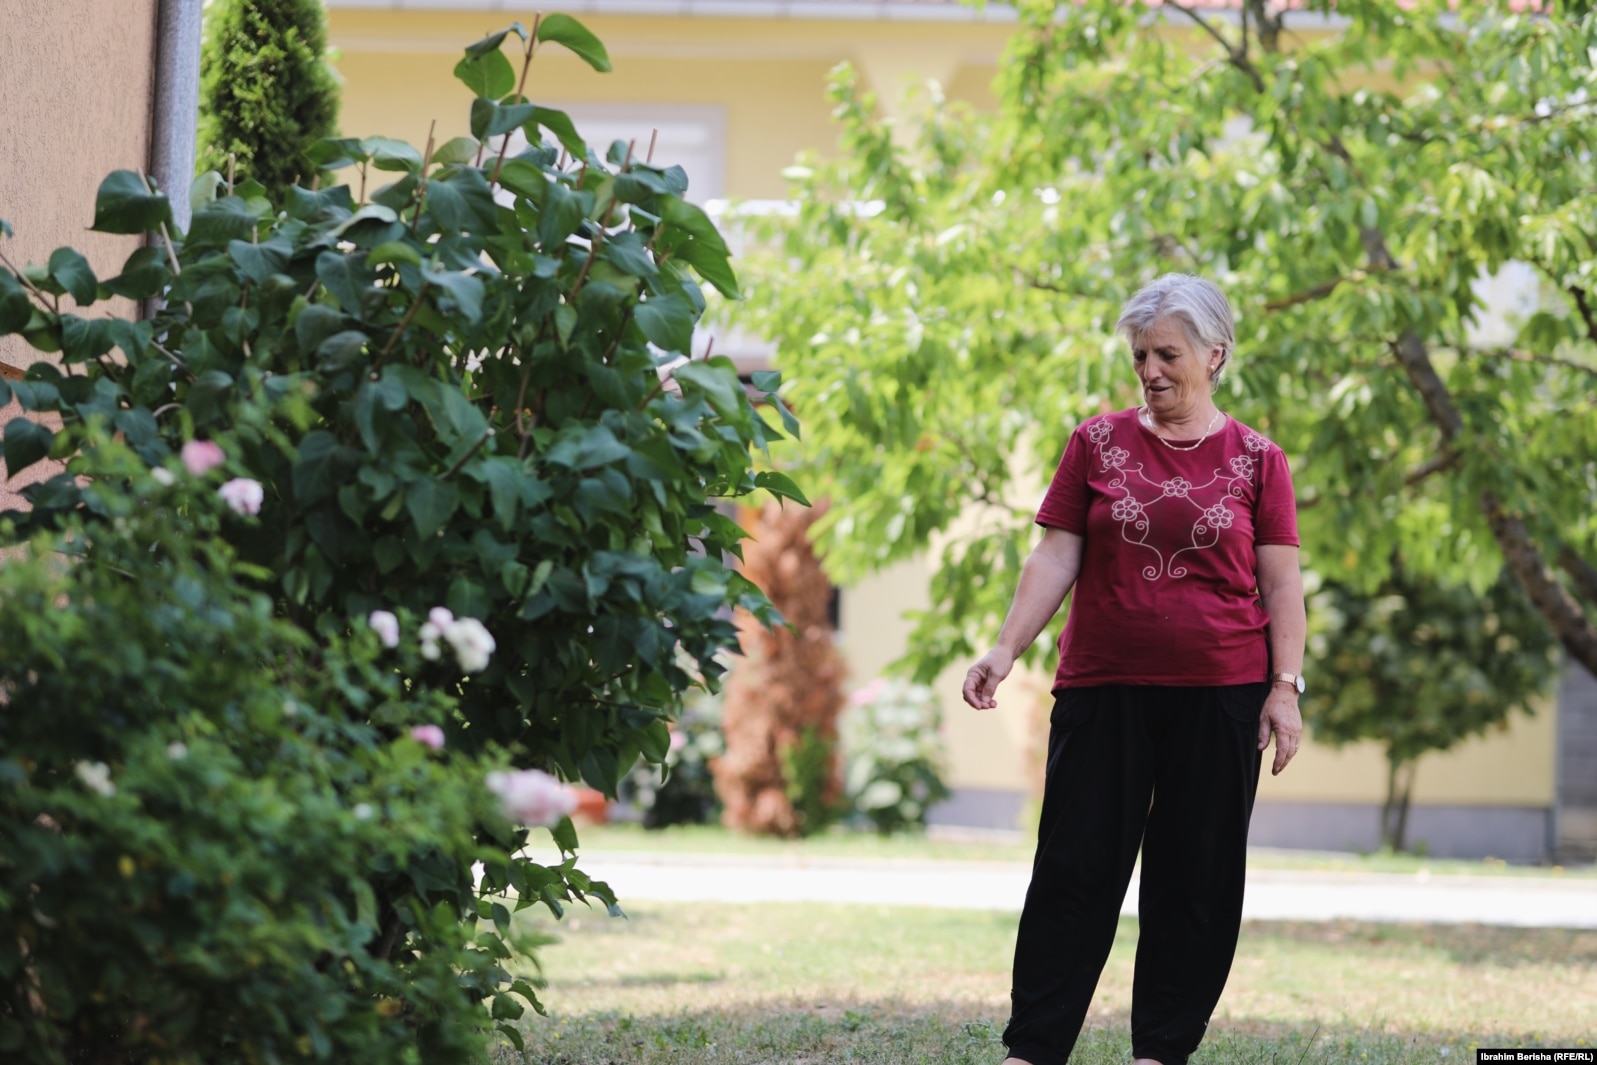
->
[1036, 408, 1299, 689]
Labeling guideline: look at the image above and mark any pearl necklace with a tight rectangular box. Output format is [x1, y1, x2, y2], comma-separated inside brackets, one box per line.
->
[1140, 406, 1224, 452]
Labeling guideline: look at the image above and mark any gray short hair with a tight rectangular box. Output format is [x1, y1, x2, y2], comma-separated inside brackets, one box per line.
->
[1115, 274, 1236, 387]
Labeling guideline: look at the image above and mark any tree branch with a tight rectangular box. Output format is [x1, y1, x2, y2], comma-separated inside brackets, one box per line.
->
[1477, 346, 1597, 381]
[1165, 0, 1266, 92]
[1559, 546, 1597, 609]
[1264, 273, 1360, 312]
[1567, 285, 1597, 342]
[1403, 449, 1459, 487]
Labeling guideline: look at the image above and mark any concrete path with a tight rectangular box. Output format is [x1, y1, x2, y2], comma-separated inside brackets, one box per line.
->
[560, 851, 1597, 929]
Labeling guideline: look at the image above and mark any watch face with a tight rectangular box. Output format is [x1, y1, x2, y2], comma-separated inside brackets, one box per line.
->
[1293, 674, 1306, 694]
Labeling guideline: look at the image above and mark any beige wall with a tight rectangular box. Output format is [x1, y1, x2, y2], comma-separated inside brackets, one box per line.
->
[328, 10, 1004, 200]
[0, 0, 159, 506]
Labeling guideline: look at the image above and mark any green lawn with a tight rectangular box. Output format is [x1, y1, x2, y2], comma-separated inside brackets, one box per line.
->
[498, 900, 1596, 1064]
[570, 822, 1597, 879]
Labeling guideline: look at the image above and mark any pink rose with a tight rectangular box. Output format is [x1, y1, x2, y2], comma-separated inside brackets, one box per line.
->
[409, 725, 446, 750]
[367, 610, 400, 648]
[485, 768, 576, 827]
[181, 440, 226, 476]
[218, 478, 264, 516]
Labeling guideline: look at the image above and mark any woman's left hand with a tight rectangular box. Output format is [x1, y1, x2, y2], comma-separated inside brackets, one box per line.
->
[1257, 688, 1303, 776]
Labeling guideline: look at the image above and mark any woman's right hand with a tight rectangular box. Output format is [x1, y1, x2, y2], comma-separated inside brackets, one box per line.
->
[962, 647, 1016, 710]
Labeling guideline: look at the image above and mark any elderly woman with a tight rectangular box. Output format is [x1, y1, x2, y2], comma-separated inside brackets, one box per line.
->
[963, 274, 1305, 1065]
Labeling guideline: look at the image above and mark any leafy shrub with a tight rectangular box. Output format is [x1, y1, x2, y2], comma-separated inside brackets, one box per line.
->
[0, 14, 793, 812]
[618, 688, 725, 829]
[0, 16, 800, 1060]
[198, 0, 341, 200]
[839, 679, 952, 835]
[0, 443, 546, 1063]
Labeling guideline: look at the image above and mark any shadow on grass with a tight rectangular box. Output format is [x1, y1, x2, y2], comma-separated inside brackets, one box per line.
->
[1242, 919, 1597, 968]
[557, 970, 730, 990]
[496, 998, 1527, 1065]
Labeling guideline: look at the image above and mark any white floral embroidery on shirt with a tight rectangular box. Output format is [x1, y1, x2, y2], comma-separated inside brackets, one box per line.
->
[1111, 497, 1145, 522]
[1082, 415, 1271, 581]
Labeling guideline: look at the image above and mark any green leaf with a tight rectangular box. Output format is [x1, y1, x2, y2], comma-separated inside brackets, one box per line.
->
[90, 170, 173, 234]
[661, 197, 739, 298]
[673, 361, 742, 419]
[490, 993, 524, 1021]
[293, 430, 342, 506]
[306, 137, 369, 170]
[59, 316, 115, 364]
[536, 13, 612, 72]
[100, 246, 170, 300]
[3, 417, 53, 477]
[185, 197, 257, 248]
[315, 252, 374, 320]
[329, 204, 400, 240]
[367, 241, 423, 268]
[406, 477, 460, 538]
[464, 23, 527, 61]
[528, 107, 586, 160]
[432, 136, 480, 167]
[46, 248, 97, 307]
[634, 291, 695, 354]
[751, 370, 781, 393]
[497, 1024, 526, 1052]
[362, 136, 425, 174]
[186, 370, 234, 425]
[189, 170, 225, 213]
[480, 457, 523, 531]
[550, 815, 579, 854]
[755, 470, 810, 506]
[424, 266, 484, 325]
[0, 273, 32, 334]
[471, 99, 538, 141]
[228, 235, 292, 285]
[294, 303, 349, 354]
[454, 48, 516, 99]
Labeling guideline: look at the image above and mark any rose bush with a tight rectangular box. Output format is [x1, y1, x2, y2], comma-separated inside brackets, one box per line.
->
[0, 444, 548, 1062]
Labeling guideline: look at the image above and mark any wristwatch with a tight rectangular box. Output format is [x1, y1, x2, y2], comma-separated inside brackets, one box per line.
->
[1272, 671, 1306, 694]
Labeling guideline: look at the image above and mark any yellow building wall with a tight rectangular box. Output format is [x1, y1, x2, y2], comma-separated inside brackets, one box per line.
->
[328, 10, 1005, 199]
[329, 6, 1558, 818]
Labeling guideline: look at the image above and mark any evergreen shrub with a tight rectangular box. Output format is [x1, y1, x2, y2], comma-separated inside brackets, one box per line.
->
[198, 0, 342, 201]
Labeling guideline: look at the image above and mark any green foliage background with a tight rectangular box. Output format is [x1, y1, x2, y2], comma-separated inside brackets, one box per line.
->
[198, 0, 342, 201]
[736, 1, 1597, 687]
[1303, 564, 1557, 849]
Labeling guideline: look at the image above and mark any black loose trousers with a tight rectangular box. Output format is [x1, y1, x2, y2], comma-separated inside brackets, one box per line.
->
[1003, 683, 1268, 1065]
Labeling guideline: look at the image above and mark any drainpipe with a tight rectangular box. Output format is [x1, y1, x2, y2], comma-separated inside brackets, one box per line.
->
[150, 0, 204, 233]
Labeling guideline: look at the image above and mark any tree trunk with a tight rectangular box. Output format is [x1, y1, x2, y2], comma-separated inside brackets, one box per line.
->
[712, 500, 846, 837]
[1380, 751, 1418, 852]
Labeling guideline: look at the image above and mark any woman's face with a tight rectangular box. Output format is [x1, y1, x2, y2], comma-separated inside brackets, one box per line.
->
[1131, 318, 1217, 418]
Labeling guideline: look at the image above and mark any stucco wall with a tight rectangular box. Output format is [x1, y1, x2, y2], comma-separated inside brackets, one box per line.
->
[0, 0, 159, 506]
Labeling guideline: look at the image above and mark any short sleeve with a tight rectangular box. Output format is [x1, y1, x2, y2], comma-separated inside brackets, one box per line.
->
[1253, 444, 1299, 546]
[1035, 423, 1093, 533]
